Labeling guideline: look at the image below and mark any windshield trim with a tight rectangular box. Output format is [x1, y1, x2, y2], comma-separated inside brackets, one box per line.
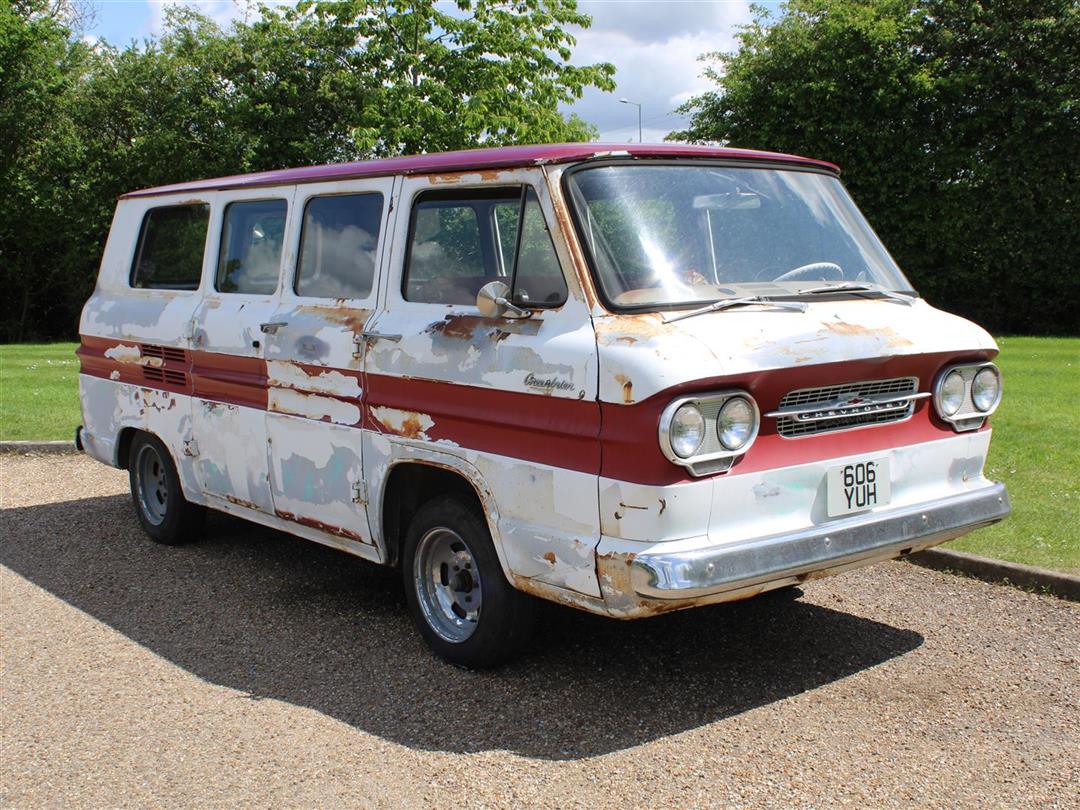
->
[560, 158, 910, 314]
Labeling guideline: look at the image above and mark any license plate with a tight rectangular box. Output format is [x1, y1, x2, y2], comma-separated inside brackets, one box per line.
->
[826, 457, 891, 517]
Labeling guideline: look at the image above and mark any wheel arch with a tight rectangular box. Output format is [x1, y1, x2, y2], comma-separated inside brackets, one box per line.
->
[376, 455, 510, 579]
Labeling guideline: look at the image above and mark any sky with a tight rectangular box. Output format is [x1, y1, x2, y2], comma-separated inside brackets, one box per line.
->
[82, 0, 771, 143]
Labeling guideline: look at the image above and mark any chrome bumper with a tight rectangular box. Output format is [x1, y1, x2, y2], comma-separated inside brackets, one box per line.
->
[630, 483, 1010, 599]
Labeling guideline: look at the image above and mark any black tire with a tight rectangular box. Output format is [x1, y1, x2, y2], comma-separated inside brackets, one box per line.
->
[402, 495, 536, 668]
[128, 431, 205, 545]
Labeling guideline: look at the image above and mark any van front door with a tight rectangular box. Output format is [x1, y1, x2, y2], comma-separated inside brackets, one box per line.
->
[189, 189, 290, 514]
[262, 178, 395, 547]
[361, 174, 602, 595]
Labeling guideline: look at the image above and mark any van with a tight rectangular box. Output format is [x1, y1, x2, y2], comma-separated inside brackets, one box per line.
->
[77, 143, 1010, 667]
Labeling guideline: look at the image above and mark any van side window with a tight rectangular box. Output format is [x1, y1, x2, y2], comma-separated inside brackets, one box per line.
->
[404, 187, 567, 307]
[216, 199, 287, 295]
[296, 194, 384, 299]
[129, 204, 210, 290]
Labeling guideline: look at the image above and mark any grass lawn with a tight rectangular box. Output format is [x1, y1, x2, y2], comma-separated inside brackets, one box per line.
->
[1, 337, 1078, 572]
[0, 343, 80, 442]
[949, 336, 1080, 574]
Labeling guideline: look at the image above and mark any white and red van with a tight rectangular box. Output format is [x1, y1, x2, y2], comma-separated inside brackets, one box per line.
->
[77, 144, 1010, 666]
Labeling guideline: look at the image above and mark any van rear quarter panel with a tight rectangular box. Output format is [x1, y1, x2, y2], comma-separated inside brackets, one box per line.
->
[78, 196, 211, 496]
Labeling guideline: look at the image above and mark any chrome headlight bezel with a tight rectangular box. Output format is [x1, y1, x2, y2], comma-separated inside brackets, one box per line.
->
[933, 361, 1002, 431]
[659, 391, 760, 476]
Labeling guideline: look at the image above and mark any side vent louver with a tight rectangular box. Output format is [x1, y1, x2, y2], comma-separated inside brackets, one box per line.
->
[140, 344, 188, 388]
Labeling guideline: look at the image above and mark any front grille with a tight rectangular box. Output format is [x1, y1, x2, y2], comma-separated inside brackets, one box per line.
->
[774, 377, 920, 438]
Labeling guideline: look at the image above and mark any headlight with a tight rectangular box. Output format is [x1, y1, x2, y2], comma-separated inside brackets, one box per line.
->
[939, 370, 965, 416]
[934, 362, 1001, 432]
[659, 391, 760, 476]
[669, 404, 706, 458]
[972, 366, 1001, 412]
[717, 396, 754, 450]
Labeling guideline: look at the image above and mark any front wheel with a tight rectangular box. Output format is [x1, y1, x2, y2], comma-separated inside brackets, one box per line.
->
[402, 495, 535, 668]
[128, 432, 205, 545]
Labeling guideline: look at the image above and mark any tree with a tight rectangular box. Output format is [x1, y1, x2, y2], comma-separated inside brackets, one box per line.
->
[285, 0, 614, 155]
[0, 0, 91, 340]
[671, 0, 1079, 335]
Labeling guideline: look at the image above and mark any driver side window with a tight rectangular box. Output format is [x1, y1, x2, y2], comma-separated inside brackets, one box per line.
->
[403, 187, 567, 307]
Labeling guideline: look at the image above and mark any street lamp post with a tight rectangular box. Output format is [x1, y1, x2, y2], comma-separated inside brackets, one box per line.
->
[619, 97, 643, 143]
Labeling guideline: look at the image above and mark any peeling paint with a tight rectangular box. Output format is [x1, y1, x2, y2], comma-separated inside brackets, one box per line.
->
[370, 406, 435, 440]
[269, 388, 361, 426]
[104, 344, 163, 367]
[267, 360, 362, 398]
[824, 320, 913, 347]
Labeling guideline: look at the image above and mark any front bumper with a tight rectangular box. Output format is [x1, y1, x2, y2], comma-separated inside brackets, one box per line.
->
[597, 482, 1010, 614]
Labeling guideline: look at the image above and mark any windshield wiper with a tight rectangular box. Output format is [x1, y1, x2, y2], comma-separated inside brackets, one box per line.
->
[800, 283, 916, 306]
[664, 296, 808, 324]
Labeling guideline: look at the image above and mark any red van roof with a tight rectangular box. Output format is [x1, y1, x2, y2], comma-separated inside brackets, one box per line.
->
[120, 142, 840, 199]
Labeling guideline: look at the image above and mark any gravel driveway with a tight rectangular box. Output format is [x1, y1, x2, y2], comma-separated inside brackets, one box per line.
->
[2, 454, 1077, 808]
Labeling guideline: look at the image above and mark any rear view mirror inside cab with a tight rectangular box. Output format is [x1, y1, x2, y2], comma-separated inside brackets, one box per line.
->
[692, 192, 762, 210]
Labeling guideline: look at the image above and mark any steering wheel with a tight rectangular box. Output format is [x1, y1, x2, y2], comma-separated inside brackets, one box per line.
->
[772, 262, 843, 282]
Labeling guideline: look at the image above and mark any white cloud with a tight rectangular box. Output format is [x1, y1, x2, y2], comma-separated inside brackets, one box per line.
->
[147, 0, 260, 36]
[564, 0, 754, 142]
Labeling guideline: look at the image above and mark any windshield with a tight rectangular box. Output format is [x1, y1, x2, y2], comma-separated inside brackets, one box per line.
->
[565, 163, 913, 309]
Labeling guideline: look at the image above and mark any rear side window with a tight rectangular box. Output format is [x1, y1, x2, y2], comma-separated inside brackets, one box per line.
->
[130, 204, 210, 290]
[404, 187, 566, 307]
[216, 199, 288, 294]
[296, 194, 384, 299]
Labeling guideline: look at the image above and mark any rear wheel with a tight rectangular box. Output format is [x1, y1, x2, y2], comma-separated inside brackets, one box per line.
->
[402, 495, 535, 668]
[128, 432, 205, 545]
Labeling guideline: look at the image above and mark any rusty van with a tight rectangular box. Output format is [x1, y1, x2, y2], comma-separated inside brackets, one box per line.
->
[77, 143, 1010, 667]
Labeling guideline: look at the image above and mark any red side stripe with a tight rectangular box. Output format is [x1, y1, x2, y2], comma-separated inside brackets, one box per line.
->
[79, 336, 990, 487]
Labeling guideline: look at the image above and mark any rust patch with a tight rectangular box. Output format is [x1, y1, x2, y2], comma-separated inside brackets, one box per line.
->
[658, 498, 667, 516]
[426, 314, 542, 341]
[224, 494, 259, 511]
[275, 510, 366, 543]
[595, 313, 669, 344]
[823, 321, 913, 347]
[398, 413, 426, 440]
[295, 304, 371, 334]
[615, 374, 634, 404]
[617, 502, 648, 511]
[542, 551, 557, 565]
[370, 406, 434, 440]
[510, 575, 605, 615]
[426, 168, 505, 184]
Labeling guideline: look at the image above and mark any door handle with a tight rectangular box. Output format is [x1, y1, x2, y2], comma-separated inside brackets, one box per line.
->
[260, 321, 288, 334]
[359, 331, 402, 343]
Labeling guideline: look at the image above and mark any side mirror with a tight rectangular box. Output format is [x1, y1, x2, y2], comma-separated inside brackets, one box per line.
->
[477, 280, 533, 319]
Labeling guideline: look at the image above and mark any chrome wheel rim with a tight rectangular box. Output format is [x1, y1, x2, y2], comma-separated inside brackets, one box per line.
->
[413, 527, 482, 643]
[135, 444, 169, 526]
